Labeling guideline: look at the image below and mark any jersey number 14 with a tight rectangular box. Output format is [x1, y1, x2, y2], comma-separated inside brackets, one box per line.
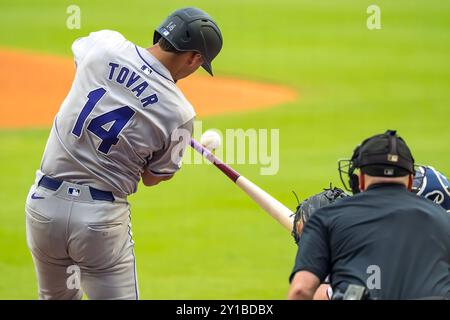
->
[72, 88, 136, 154]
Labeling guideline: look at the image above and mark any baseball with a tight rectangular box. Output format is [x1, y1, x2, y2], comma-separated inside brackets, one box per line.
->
[200, 130, 221, 151]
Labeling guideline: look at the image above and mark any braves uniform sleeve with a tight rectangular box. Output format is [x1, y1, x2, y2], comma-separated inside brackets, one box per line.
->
[290, 209, 331, 283]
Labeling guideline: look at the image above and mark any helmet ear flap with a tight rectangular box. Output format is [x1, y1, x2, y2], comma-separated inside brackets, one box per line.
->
[153, 30, 162, 45]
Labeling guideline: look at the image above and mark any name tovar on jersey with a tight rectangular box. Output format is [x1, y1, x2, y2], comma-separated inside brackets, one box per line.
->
[40, 30, 195, 197]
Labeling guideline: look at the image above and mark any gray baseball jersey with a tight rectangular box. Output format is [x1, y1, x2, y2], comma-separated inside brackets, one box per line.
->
[26, 30, 196, 300]
[40, 30, 195, 198]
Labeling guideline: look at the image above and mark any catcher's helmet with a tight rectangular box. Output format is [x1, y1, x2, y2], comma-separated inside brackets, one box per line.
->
[413, 166, 450, 212]
[153, 7, 223, 76]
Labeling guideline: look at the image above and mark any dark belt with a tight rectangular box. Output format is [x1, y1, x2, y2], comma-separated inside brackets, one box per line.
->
[38, 176, 115, 202]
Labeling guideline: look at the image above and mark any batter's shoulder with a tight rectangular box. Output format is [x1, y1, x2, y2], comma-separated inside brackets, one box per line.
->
[171, 91, 196, 123]
[86, 29, 126, 43]
[159, 92, 196, 135]
[72, 29, 128, 65]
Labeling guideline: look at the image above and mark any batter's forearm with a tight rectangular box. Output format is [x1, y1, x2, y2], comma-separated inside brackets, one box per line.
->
[141, 170, 174, 186]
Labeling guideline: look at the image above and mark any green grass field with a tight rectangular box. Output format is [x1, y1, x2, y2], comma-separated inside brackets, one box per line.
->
[0, 0, 449, 299]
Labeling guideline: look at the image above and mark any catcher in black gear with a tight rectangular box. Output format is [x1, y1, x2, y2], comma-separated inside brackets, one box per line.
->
[292, 186, 349, 244]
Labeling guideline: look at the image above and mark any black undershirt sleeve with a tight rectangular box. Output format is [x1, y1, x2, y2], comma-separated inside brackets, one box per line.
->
[289, 209, 331, 283]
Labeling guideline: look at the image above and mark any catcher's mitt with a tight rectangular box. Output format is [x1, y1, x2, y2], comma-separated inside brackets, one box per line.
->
[292, 186, 350, 243]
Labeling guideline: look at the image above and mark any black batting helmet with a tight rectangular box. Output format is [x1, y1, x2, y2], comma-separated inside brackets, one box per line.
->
[153, 7, 223, 76]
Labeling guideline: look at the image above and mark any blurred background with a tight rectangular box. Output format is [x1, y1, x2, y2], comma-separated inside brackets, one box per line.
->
[0, 0, 449, 299]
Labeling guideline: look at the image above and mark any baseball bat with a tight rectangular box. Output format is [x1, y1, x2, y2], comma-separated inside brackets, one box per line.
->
[190, 138, 294, 232]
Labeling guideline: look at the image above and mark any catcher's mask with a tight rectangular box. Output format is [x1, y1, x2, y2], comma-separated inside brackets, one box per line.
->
[153, 7, 223, 76]
[338, 130, 415, 194]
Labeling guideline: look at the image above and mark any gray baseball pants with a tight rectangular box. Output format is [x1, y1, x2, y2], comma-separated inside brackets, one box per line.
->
[25, 173, 138, 300]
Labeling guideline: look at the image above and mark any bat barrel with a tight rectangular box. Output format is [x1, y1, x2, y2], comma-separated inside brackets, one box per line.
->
[236, 176, 294, 231]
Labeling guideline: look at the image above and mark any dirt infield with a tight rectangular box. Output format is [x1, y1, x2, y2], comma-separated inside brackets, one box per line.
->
[0, 48, 297, 128]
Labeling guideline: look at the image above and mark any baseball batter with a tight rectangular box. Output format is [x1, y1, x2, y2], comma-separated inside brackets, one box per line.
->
[25, 7, 223, 299]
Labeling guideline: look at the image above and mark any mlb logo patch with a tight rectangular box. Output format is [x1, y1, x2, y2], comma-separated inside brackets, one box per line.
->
[387, 154, 399, 162]
[68, 187, 81, 197]
[141, 65, 152, 75]
[161, 28, 170, 36]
